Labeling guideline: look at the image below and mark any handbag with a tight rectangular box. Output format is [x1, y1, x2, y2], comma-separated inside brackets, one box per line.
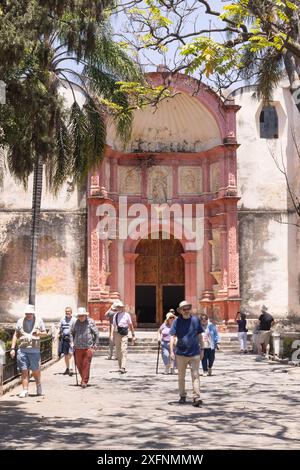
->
[116, 313, 128, 336]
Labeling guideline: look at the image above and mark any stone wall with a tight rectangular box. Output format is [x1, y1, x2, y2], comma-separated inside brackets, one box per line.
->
[235, 80, 300, 317]
[0, 210, 87, 322]
[0, 167, 87, 322]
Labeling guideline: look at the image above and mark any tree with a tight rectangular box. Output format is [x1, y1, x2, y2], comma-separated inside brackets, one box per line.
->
[116, 0, 300, 108]
[0, 1, 142, 304]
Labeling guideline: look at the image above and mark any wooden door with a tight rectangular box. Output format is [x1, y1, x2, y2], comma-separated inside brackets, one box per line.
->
[135, 233, 185, 324]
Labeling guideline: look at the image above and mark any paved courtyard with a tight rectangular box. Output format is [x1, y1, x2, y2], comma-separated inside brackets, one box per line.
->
[1, 352, 300, 450]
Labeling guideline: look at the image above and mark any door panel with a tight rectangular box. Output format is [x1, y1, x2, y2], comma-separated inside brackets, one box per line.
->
[135, 234, 185, 323]
[135, 286, 156, 323]
[162, 286, 185, 321]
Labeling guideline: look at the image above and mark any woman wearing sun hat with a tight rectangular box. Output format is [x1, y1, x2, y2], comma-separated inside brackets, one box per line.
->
[157, 310, 177, 374]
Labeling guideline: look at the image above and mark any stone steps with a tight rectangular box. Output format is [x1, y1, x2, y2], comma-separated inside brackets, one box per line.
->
[95, 332, 250, 354]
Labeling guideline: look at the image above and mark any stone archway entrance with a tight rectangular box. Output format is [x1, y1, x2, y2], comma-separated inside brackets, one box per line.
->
[135, 233, 185, 325]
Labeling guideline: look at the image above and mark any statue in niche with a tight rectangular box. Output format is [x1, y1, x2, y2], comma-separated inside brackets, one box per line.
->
[184, 170, 197, 193]
[151, 170, 168, 203]
[121, 168, 140, 194]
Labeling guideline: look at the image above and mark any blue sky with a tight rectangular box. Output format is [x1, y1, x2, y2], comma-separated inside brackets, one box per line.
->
[111, 0, 230, 72]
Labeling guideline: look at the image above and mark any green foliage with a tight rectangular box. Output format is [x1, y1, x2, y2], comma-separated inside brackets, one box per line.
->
[0, 1, 143, 191]
[283, 336, 295, 359]
[123, 0, 300, 104]
[0, 329, 14, 350]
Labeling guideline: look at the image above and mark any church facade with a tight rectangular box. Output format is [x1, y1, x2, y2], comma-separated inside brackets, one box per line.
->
[0, 73, 299, 323]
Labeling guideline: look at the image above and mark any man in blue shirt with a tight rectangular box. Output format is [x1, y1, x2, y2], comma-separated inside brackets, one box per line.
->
[170, 301, 204, 407]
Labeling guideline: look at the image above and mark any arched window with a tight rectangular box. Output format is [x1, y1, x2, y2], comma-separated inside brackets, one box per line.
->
[260, 105, 279, 139]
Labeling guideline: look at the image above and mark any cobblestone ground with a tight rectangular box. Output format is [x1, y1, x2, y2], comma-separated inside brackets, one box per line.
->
[1, 352, 300, 450]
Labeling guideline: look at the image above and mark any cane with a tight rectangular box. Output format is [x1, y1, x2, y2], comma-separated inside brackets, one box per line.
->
[73, 348, 79, 386]
[156, 341, 160, 374]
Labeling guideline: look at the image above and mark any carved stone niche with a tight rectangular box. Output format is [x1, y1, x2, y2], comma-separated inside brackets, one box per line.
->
[210, 228, 221, 288]
[210, 162, 220, 193]
[179, 167, 203, 195]
[148, 166, 172, 203]
[119, 167, 142, 195]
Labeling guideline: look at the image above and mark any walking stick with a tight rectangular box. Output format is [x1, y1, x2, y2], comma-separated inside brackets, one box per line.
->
[73, 348, 79, 386]
[156, 341, 160, 374]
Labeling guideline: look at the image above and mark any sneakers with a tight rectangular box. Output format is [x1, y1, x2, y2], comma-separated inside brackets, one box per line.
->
[202, 371, 208, 377]
[119, 368, 126, 374]
[107, 355, 112, 360]
[63, 368, 70, 375]
[170, 368, 175, 375]
[19, 390, 28, 398]
[36, 384, 44, 396]
[68, 369, 74, 376]
[164, 366, 169, 375]
[81, 383, 87, 388]
[208, 368, 212, 376]
[193, 398, 203, 408]
[178, 396, 186, 404]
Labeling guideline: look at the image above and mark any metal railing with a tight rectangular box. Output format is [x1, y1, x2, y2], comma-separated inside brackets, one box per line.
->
[2, 336, 53, 385]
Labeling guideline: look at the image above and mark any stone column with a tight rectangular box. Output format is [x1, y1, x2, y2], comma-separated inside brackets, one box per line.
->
[110, 156, 118, 199]
[202, 158, 210, 193]
[181, 252, 197, 308]
[124, 253, 139, 311]
[141, 165, 148, 203]
[173, 161, 179, 202]
[109, 239, 118, 293]
[88, 201, 101, 302]
[226, 204, 240, 320]
[227, 148, 237, 194]
[201, 216, 214, 301]
[217, 223, 228, 299]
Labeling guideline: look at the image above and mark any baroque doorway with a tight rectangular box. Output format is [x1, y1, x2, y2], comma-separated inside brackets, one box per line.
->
[135, 233, 185, 325]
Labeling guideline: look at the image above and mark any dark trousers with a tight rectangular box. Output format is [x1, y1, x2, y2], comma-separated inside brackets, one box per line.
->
[201, 348, 215, 372]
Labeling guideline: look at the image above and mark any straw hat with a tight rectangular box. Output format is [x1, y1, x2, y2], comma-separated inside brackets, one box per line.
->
[76, 307, 89, 316]
[177, 300, 192, 314]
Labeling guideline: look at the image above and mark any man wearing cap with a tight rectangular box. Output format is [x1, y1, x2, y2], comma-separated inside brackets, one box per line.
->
[170, 300, 204, 407]
[70, 307, 99, 388]
[113, 300, 135, 373]
[57, 306, 76, 375]
[105, 302, 118, 360]
[10, 304, 47, 398]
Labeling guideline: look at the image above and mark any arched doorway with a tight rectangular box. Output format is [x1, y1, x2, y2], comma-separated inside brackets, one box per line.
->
[135, 233, 185, 325]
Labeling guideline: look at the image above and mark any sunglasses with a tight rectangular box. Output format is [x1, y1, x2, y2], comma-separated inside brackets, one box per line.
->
[182, 307, 191, 311]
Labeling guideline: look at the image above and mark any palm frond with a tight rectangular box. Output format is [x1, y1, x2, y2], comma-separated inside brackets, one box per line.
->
[256, 51, 284, 102]
[47, 110, 72, 194]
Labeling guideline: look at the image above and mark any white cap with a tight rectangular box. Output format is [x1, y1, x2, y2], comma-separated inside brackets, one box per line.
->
[77, 307, 89, 316]
[24, 304, 35, 315]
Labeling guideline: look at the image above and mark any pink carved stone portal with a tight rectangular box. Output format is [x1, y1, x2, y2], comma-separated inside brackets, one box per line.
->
[87, 73, 241, 324]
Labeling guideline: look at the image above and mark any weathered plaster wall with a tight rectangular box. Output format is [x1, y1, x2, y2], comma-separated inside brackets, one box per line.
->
[0, 210, 87, 322]
[0, 170, 87, 322]
[235, 81, 300, 317]
[238, 212, 288, 317]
